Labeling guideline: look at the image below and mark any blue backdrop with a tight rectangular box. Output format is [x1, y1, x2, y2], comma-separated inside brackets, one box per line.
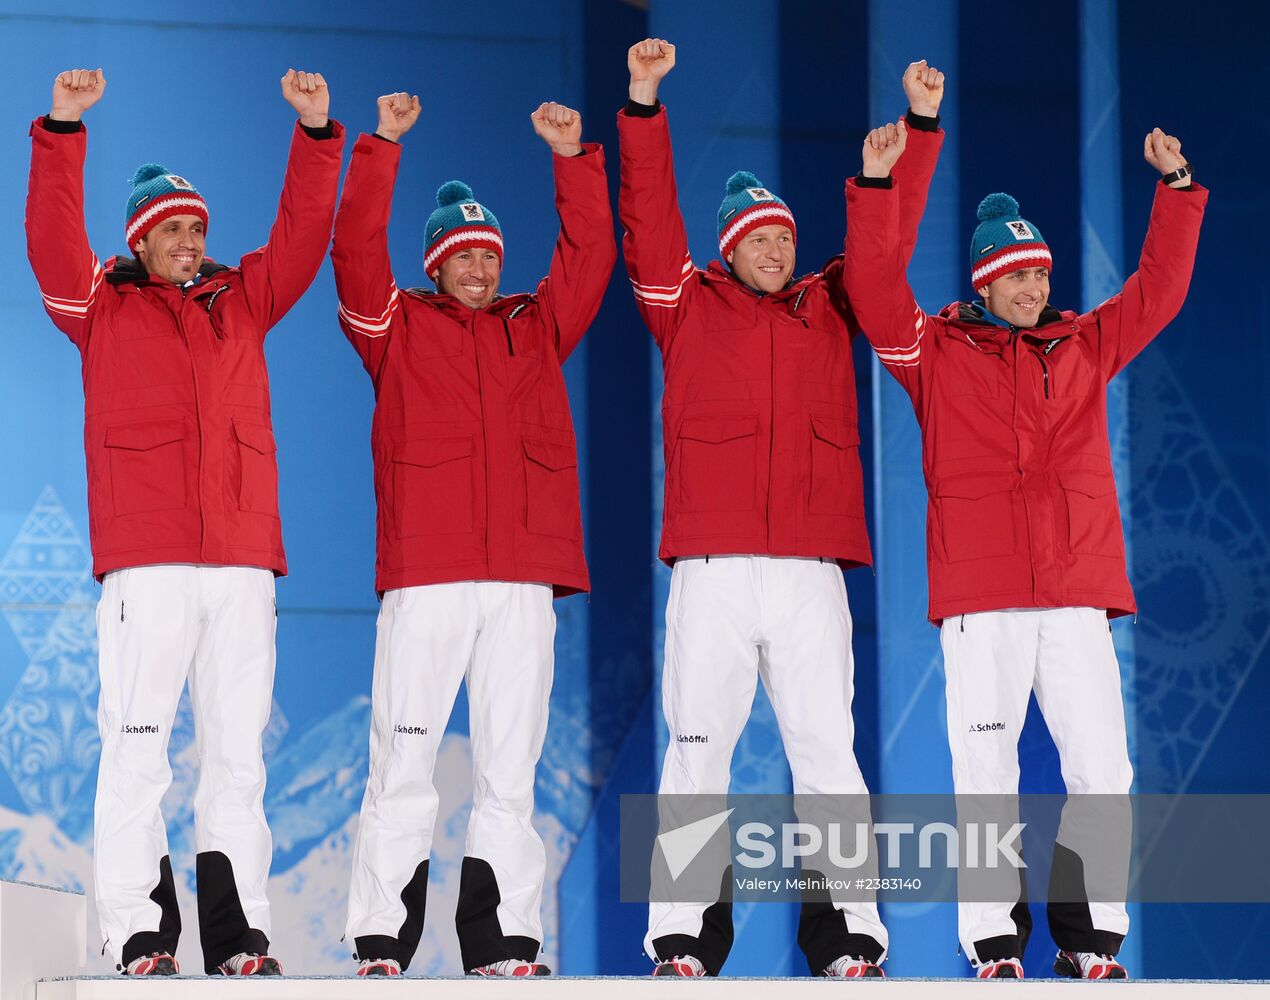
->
[0, 0, 1263, 979]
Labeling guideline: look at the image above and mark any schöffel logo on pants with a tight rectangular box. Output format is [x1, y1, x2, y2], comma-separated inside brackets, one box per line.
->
[394, 724, 429, 735]
[120, 723, 159, 734]
[968, 722, 1006, 733]
[676, 733, 709, 744]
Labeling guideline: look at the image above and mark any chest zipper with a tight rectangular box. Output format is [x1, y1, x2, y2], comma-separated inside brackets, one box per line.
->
[1036, 354, 1051, 398]
[501, 317, 514, 356]
[203, 286, 230, 340]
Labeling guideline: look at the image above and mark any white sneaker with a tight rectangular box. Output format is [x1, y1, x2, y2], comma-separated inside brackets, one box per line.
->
[1054, 950, 1128, 979]
[975, 957, 1024, 978]
[217, 952, 282, 976]
[357, 957, 403, 977]
[823, 954, 885, 978]
[652, 955, 707, 977]
[467, 958, 551, 976]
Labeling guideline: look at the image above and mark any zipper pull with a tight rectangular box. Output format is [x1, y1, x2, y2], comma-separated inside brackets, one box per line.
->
[960, 614, 965, 633]
[121, 601, 125, 622]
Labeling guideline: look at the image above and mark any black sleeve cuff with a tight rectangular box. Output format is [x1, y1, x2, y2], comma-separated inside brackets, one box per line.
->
[855, 174, 894, 189]
[624, 98, 662, 118]
[371, 132, 399, 144]
[300, 121, 336, 140]
[41, 116, 84, 134]
[905, 108, 941, 132]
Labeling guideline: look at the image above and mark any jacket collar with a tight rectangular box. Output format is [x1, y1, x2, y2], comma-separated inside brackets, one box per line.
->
[402, 287, 534, 320]
[703, 260, 818, 305]
[105, 255, 231, 288]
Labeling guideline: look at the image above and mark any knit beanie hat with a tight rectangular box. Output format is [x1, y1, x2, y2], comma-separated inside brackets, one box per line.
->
[970, 193, 1051, 289]
[424, 181, 503, 276]
[125, 164, 208, 248]
[717, 171, 796, 259]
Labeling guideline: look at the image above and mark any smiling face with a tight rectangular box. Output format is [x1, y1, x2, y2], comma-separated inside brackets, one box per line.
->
[978, 266, 1051, 328]
[134, 215, 206, 284]
[726, 223, 796, 294]
[433, 247, 502, 310]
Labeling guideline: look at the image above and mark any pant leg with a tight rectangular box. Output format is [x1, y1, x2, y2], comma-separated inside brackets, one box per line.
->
[941, 609, 1040, 965]
[757, 557, 887, 972]
[345, 584, 476, 971]
[1034, 607, 1133, 955]
[94, 565, 200, 969]
[186, 566, 277, 972]
[645, 556, 761, 976]
[456, 581, 555, 971]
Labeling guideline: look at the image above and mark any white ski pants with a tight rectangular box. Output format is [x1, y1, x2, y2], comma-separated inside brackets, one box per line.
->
[345, 580, 555, 972]
[941, 606, 1133, 963]
[94, 564, 277, 971]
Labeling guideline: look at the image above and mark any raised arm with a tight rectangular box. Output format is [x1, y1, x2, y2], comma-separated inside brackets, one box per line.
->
[617, 38, 697, 351]
[1091, 128, 1207, 378]
[892, 59, 946, 262]
[844, 121, 929, 402]
[331, 92, 419, 379]
[26, 69, 107, 350]
[238, 69, 345, 333]
[529, 102, 617, 362]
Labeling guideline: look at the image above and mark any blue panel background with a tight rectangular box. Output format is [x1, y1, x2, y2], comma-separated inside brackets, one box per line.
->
[0, 0, 1264, 980]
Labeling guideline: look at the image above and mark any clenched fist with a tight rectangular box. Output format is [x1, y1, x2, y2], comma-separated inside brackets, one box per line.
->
[377, 92, 421, 142]
[51, 69, 106, 122]
[530, 102, 582, 157]
[903, 59, 945, 118]
[281, 69, 329, 129]
[1143, 128, 1189, 185]
[628, 38, 676, 105]
[861, 119, 908, 179]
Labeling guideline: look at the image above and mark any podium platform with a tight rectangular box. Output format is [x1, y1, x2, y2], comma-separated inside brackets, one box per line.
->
[34, 978, 1270, 999]
[0, 879, 85, 1000]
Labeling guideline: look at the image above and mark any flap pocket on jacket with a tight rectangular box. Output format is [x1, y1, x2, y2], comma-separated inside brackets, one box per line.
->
[679, 415, 757, 445]
[934, 472, 1018, 501]
[104, 420, 185, 451]
[393, 437, 473, 469]
[1057, 469, 1116, 499]
[524, 439, 577, 472]
[232, 419, 277, 455]
[810, 416, 859, 450]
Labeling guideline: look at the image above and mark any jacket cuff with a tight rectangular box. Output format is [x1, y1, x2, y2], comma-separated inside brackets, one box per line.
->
[371, 132, 399, 144]
[624, 98, 662, 118]
[41, 116, 84, 134]
[905, 109, 941, 132]
[854, 174, 894, 189]
[300, 120, 336, 140]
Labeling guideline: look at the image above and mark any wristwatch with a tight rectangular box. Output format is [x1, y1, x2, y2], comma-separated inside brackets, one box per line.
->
[1160, 162, 1194, 186]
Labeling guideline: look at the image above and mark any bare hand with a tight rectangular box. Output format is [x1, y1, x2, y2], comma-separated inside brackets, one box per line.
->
[377, 92, 421, 142]
[281, 69, 330, 129]
[903, 59, 945, 118]
[1143, 128, 1187, 183]
[861, 119, 908, 178]
[51, 69, 106, 122]
[628, 38, 676, 105]
[531, 102, 583, 157]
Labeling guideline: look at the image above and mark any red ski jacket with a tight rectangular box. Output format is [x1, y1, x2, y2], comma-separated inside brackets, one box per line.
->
[331, 134, 615, 596]
[844, 175, 1207, 623]
[617, 104, 942, 567]
[26, 116, 345, 579]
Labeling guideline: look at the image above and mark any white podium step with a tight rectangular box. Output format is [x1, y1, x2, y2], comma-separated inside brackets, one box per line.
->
[0, 879, 85, 1000]
[35, 977, 1270, 999]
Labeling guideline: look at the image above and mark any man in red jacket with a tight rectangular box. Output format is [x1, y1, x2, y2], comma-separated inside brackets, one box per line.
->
[619, 39, 945, 978]
[845, 121, 1206, 979]
[25, 69, 344, 976]
[332, 91, 614, 978]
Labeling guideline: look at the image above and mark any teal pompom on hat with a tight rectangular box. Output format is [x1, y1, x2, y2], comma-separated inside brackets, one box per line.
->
[969, 192, 1051, 288]
[423, 180, 503, 275]
[124, 163, 208, 248]
[717, 170, 796, 258]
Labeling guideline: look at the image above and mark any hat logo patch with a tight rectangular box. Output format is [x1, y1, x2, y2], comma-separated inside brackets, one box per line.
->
[746, 187, 774, 202]
[460, 203, 485, 222]
[165, 175, 194, 191]
[1006, 220, 1034, 240]
[978, 243, 995, 255]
